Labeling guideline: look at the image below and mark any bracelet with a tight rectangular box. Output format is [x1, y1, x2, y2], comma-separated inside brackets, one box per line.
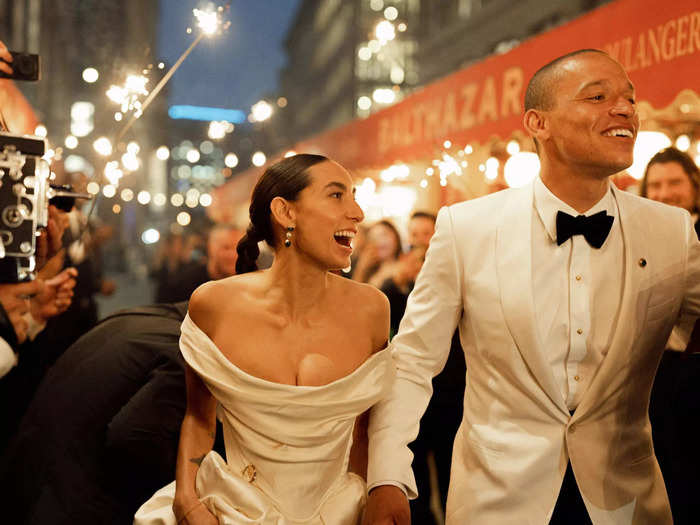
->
[177, 501, 203, 524]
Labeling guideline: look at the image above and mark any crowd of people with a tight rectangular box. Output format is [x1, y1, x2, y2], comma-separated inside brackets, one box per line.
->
[1, 46, 699, 525]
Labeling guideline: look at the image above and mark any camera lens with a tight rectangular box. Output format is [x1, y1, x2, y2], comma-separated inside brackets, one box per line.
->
[15, 54, 36, 76]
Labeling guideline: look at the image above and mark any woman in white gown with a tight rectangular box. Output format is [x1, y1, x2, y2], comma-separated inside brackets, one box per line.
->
[135, 154, 395, 524]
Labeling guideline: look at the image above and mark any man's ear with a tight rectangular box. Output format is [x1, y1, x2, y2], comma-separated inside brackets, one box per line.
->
[523, 109, 550, 143]
[270, 196, 296, 229]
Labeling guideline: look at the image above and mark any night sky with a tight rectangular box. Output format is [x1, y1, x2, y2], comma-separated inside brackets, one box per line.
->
[157, 1, 301, 113]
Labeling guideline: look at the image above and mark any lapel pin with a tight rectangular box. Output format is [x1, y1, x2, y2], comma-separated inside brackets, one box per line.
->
[638, 258, 647, 268]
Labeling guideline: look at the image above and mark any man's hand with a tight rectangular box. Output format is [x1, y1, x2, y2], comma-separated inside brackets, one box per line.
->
[30, 267, 77, 323]
[0, 280, 43, 343]
[0, 40, 13, 76]
[36, 205, 68, 271]
[362, 485, 410, 525]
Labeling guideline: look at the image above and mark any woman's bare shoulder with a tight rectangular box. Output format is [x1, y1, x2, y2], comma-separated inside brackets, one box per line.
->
[188, 272, 266, 335]
[330, 274, 390, 351]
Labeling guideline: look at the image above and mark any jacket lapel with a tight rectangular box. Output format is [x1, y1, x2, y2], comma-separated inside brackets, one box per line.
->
[573, 185, 652, 420]
[496, 184, 569, 416]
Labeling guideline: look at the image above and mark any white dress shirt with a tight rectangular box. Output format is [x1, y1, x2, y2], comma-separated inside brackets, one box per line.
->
[532, 177, 624, 410]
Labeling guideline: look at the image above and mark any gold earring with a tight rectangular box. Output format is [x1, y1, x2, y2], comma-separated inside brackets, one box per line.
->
[284, 226, 294, 247]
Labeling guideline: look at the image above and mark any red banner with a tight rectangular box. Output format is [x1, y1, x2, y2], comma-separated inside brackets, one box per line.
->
[293, 0, 699, 172]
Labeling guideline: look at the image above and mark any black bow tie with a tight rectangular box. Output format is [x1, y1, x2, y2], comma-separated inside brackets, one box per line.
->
[555, 210, 614, 249]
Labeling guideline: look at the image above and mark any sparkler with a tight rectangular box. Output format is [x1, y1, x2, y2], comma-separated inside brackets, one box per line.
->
[114, 3, 231, 142]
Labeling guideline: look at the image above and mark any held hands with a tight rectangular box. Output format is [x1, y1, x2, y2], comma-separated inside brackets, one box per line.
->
[174, 499, 218, 525]
[30, 267, 78, 323]
[0, 280, 43, 343]
[36, 206, 69, 271]
[362, 485, 410, 525]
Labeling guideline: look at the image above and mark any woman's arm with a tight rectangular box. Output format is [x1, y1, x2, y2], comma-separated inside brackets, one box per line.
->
[172, 363, 218, 522]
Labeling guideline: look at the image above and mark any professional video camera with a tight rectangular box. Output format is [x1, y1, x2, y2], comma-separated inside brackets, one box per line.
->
[0, 131, 89, 281]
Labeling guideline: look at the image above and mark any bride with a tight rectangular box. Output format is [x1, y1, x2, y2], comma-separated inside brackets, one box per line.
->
[135, 154, 394, 524]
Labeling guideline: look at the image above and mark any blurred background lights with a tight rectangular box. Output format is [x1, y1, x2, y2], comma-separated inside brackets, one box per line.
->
[34, 124, 47, 137]
[390, 66, 405, 84]
[120, 188, 134, 202]
[506, 140, 520, 155]
[137, 190, 151, 205]
[171, 193, 184, 207]
[93, 137, 113, 156]
[102, 184, 116, 198]
[86, 181, 100, 195]
[186, 149, 201, 163]
[367, 39, 381, 53]
[177, 211, 191, 226]
[153, 193, 167, 206]
[224, 153, 239, 168]
[420, 179, 428, 188]
[384, 6, 398, 20]
[199, 140, 214, 154]
[126, 141, 140, 154]
[375, 20, 396, 42]
[208, 120, 227, 140]
[485, 157, 500, 180]
[112, 204, 121, 214]
[199, 193, 213, 207]
[505, 152, 541, 187]
[141, 228, 160, 244]
[357, 96, 372, 110]
[252, 151, 266, 167]
[121, 152, 140, 172]
[628, 131, 672, 180]
[464, 144, 473, 154]
[358, 47, 372, 61]
[675, 134, 690, 152]
[82, 67, 99, 83]
[251, 100, 273, 122]
[370, 0, 383, 11]
[372, 88, 395, 104]
[64, 135, 78, 149]
[156, 146, 170, 160]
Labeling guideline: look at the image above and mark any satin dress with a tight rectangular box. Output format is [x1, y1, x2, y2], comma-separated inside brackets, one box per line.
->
[134, 314, 395, 524]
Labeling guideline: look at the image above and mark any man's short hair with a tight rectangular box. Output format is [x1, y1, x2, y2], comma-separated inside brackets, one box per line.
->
[410, 211, 437, 223]
[524, 49, 609, 112]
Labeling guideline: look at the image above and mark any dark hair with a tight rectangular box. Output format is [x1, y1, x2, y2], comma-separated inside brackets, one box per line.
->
[524, 49, 609, 112]
[640, 146, 700, 206]
[235, 154, 328, 274]
[372, 219, 403, 260]
[410, 211, 437, 224]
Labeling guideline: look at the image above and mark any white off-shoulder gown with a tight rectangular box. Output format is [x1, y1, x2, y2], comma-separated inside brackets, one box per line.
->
[134, 314, 395, 524]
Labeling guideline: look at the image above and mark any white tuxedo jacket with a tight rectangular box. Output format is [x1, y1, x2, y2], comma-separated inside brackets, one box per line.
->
[367, 182, 700, 524]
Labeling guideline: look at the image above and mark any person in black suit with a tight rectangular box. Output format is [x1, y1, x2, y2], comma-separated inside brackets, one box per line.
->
[0, 302, 225, 524]
[380, 212, 465, 524]
[642, 147, 699, 524]
[157, 225, 243, 304]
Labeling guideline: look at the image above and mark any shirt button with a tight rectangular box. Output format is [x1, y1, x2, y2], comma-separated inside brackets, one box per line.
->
[574, 375, 581, 382]
[575, 275, 582, 281]
[577, 328, 583, 335]
[569, 423, 577, 433]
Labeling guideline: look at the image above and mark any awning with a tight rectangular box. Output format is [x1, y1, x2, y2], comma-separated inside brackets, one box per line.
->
[211, 0, 699, 220]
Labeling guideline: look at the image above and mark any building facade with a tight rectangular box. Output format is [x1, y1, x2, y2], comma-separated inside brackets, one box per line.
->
[280, 0, 614, 146]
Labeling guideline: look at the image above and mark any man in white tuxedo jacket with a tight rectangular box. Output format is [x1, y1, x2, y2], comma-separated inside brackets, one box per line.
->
[363, 50, 700, 524]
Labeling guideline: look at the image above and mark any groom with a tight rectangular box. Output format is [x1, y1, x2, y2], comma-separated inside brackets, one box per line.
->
[364, 49, 700, 524]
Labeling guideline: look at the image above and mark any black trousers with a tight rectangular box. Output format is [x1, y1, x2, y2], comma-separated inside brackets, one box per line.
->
[549, 460, 592, 524]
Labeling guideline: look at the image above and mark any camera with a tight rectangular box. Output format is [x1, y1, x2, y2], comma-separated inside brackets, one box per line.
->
[0, 131, 89, 281]
[0, 51, 40, 81]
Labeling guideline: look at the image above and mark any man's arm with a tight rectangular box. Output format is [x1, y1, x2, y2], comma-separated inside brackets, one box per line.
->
[365, 207, 464, 522]
[681, 210, 700, 318]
